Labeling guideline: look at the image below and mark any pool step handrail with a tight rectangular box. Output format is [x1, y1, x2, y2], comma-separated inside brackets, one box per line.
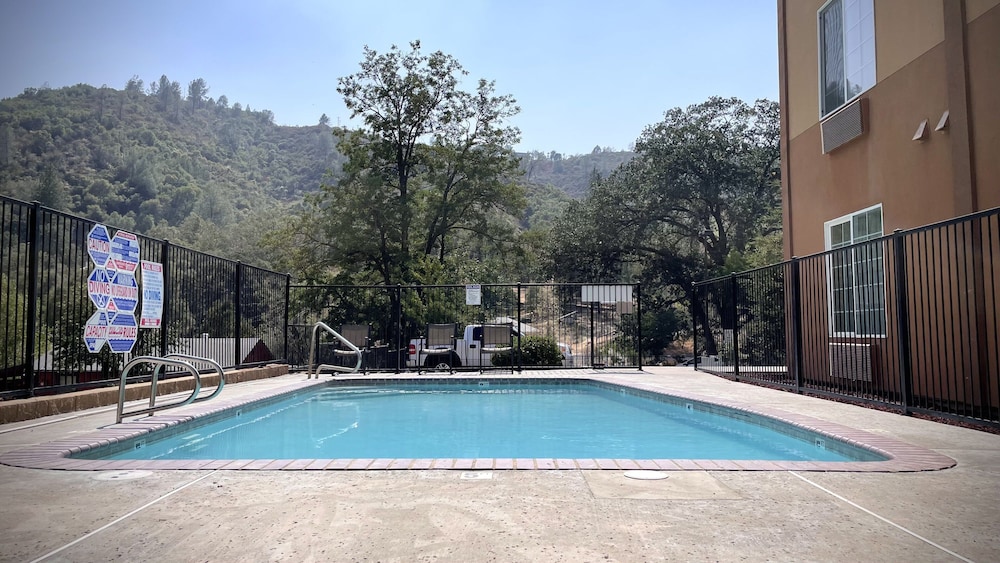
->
[161, 353, 226, 403]
[307, 321, 362, 378]
[117, 356, 203, 423]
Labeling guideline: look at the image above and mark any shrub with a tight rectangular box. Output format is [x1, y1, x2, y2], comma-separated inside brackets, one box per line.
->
[492, 335, 564, 367]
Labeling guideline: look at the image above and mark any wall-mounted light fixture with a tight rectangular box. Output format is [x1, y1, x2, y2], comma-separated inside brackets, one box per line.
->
[912, 119, 929, 141]
[935, 110, 950, 132]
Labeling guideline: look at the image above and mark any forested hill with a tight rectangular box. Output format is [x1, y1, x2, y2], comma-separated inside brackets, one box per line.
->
[517, 148, 634, 198]
[0, 80, 344, 235]
[0, 80, 633, 235]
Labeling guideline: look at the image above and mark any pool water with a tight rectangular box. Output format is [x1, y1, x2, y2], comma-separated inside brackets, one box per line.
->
[98, 382, 883, 462]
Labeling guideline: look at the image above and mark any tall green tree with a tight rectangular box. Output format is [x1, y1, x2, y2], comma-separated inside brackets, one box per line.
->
[281, 41, 524, 285]
[549, 97, 781, 355]
[187, 78, 209, 111]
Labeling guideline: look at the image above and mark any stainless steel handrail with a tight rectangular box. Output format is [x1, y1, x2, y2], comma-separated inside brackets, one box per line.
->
[307, 321, 362, 378]
[162, 353, 226, 403]
[117, 356, 202, 423]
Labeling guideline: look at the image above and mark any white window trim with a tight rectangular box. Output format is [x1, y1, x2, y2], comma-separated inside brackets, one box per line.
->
[824, 203, 887, 338]
[817, 0, 877, 120]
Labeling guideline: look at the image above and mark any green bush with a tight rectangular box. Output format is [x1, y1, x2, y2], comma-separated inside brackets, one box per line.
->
[492, 335, 564, 367]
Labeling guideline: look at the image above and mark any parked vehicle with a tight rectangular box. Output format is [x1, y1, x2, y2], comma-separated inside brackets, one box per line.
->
[406, 324, 518, 369]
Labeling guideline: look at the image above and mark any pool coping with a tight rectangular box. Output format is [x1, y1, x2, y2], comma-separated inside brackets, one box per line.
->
[0, 374, 957, 472]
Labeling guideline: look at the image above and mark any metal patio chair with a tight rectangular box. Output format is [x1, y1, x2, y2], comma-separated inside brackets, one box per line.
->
[333, 324, 371, 373]
[479, 323, 513, 372]
[418, 323, 457, 374]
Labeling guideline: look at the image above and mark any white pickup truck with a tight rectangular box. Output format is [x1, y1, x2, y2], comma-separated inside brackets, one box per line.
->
[406, 324, 517, 369]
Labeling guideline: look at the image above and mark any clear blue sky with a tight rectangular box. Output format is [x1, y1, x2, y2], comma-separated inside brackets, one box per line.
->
[0, 0, 778, 156]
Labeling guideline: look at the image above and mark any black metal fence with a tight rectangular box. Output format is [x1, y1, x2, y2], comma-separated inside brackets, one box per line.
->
[288, 283, 641, 372]
[693, 207, 1000, 427]
[0, 196, 289, 398]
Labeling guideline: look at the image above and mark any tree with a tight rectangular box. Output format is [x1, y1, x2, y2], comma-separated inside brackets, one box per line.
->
[318, 113, 330, 126]
[281, 41, 524, 286]
[187, 78, 209, 111]
[35, 167, 67, 209]
[549, 97, 781, 355]
[154, 74, 182, 118]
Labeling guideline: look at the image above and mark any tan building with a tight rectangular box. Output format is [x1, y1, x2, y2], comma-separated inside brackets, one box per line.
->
[778, 0, 999, 258]
[764, 0, 999, 419]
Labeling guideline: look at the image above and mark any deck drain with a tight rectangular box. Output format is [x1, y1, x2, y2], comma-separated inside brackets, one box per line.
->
[460, 471, 493, 480]
[93, 470, 153, 481]
[623, 470, 668, 481]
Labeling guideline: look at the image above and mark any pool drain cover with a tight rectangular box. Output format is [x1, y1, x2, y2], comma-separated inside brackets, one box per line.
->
[623, 470, 668, 481]
[93, 470, 153, 481]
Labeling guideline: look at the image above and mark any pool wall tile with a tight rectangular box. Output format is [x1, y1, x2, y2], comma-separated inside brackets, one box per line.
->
[346, 458, 373, 470]
[494, 459, 515, 470]
[388, 459, 413, 469]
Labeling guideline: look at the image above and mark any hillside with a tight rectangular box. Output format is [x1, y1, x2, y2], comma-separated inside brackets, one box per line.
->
[0, 80, 342, 233]
[0, 80, 634, 246]
[518, 148, 634, 198]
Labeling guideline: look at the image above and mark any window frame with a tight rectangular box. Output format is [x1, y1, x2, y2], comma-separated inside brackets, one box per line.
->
[823, 204, 887, 338]
[817, 0, 876, 119]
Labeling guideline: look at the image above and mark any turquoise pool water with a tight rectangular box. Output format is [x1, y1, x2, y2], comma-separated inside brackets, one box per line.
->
[95, 382, 884, 462]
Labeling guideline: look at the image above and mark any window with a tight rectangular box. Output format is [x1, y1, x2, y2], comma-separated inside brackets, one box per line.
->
[825, 205, 885, 336]
[819, 0, 875, 118]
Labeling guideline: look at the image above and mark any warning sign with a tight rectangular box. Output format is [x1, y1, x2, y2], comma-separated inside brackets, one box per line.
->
[139, 261, 163, 328]
[109, 271, 139, 313]
[87, 224, 112, 267]
[83, 310, 109, 353]
[109, 230, 140, 273]
[87, 268, 112, 310]
[107, 312, 138, 353]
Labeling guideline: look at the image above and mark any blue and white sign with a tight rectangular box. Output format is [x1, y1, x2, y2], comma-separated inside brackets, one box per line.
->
[107, 312, 138, 353]
[87, 268, 112, 310]
[86, 224, 111, 267]
[109, 230, 140, 273]
[109, 271, 139, 313]
[83, 310, 109, 353]
[139, 260, 164, 328]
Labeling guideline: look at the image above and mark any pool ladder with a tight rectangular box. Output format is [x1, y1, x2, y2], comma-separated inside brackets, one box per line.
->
[307, 322, 362, 378]
[116, 354, 226, 424]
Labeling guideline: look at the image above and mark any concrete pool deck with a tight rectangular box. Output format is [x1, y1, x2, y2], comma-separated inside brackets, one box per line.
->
[1, 367, 998, 561]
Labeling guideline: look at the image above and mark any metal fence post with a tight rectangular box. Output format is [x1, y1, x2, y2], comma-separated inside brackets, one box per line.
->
[892, 230, 913, 412]
[636, 283, 643, 371]
[24, 202, 41, 397]
[516, 283, 523, 372]
[283, 273, 291, 364]
[692, 283, 699, 369]
[730, 273, 740, 379]
[789, 257, 804, 390]
[235, 261, 243, 369]
[395, 284, 403, 373]
[159, 240, 170, 356]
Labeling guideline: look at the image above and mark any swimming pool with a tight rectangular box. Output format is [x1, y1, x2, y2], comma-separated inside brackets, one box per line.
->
[0, 375, 957, 472]
[81, 380, 882, 463]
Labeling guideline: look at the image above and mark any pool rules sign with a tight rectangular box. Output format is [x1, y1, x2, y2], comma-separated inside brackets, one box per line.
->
[84, 224, 143, 354]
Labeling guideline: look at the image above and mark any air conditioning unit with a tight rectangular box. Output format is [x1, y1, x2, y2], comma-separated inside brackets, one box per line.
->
[829, 342, 873, 382]
[821, 97, 868, 154]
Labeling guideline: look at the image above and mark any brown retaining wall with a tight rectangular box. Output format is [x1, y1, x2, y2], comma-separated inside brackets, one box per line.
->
[0, 364, 289, 424]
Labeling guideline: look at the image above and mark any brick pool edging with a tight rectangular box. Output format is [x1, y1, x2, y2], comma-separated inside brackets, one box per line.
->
[0, 374, 957, 472]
